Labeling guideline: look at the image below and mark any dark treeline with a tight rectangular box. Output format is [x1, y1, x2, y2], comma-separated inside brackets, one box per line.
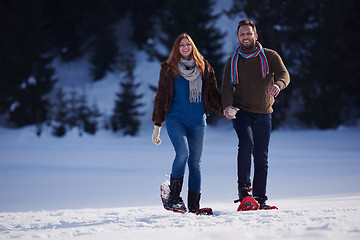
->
[0, 0, 359, 136]
[229, 0, 360, 129]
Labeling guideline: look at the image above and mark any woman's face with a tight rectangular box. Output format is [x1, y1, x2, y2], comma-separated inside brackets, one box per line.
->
[179, 38, 192, 60]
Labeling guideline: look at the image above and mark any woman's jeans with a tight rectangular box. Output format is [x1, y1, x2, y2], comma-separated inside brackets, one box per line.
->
[232, 110, 272, 201]
[166, 120, 205, 193]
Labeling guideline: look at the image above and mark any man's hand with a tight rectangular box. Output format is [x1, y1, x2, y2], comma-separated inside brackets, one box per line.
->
[268, 84, 280, 97]
[224, 106, 240, 120]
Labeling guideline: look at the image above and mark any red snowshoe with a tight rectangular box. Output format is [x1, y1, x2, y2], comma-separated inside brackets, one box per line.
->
[237, 196, 260, 211]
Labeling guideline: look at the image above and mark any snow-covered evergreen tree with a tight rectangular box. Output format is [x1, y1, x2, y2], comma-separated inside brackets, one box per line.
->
[8, 55, 56, 128]
[111, 55, 143, 136]
[77, 91, 101, 136]
[50, 88, 68, 137]
[49, 88, 101, 137]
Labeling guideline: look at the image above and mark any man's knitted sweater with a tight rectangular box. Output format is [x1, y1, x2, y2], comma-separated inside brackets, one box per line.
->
[221, 48, 290, 114]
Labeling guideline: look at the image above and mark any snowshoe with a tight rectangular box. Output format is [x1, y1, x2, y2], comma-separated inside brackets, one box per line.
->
[161, 182, 187, 214]
[259, 203, 278, 210]
[236, 196, 260, 211]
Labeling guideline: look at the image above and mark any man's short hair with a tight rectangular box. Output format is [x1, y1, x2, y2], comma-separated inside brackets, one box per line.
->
[237, 19, 257, 34]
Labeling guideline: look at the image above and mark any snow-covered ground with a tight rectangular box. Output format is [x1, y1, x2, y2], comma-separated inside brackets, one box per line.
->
[1, 124, 360, 239]
[1, 0, 360, 238]
[1, 195, 359, 240]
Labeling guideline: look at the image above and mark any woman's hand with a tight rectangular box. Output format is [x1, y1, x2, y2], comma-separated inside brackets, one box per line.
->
[224, 106, 240, 119]
[152, 125, 162, 145]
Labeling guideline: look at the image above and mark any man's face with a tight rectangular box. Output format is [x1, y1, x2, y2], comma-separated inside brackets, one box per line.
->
[237, 25, 258, 50]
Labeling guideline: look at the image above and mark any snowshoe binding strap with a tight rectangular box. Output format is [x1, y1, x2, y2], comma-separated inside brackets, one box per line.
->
[196, 208, 213, 215]
[259, 203, 278, 210]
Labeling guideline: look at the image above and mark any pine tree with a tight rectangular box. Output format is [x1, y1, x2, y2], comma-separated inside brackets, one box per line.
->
[295, 0, 360, 128]
[50, 88, 68, 137]
[67, 90, 80, 130]
[89, 23, 119, 81]
[1, 1, 56, 127]
[8, 55, 56, 127]
[229, 0, 360, 129]
[128, 0, 166, 48]
[88, 2, 120, 81]
[111, 55, 144, 136]
[77, 91, 101, 135]
[158, 0, 224, 83]
[42, 0, 129, 62]
[49, 88, 101, 137]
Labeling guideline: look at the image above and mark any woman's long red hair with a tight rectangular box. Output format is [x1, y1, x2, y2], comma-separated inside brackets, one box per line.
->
[166, 33, 205, 76]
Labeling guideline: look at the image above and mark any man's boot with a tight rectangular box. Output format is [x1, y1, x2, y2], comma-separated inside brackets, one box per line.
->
[238, 183, 252, 202]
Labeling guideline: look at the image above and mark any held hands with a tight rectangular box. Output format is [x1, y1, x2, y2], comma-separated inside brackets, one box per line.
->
[224, 106, 240, 120]
[268, 84, 280, 97]
[152, 125, 162, 145]
[223, 85, 279, 121]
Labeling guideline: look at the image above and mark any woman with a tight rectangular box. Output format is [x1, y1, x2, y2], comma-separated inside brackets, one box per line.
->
[152, 33, 222, 213]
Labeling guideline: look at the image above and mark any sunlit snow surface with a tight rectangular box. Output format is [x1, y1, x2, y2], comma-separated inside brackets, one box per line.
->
[1, 125, 360, 240]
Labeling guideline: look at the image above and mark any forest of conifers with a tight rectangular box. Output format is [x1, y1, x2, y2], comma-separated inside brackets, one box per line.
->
[0, 0, 359, 136]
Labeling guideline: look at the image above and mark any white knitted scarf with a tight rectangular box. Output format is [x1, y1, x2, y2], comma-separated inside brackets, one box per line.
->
[178, 58, 202, 103]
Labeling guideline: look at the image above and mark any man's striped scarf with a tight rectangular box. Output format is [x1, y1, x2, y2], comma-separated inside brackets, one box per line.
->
[230, 41, 269, 84]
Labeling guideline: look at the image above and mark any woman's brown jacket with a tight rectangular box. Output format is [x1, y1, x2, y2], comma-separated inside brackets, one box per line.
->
[152, 60, 222, 126]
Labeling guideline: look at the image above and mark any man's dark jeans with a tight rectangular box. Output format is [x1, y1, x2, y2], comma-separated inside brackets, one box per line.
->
[232, 110, 272, 202]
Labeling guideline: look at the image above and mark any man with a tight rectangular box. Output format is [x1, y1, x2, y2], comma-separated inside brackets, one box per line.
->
[221, 19, 290, 210]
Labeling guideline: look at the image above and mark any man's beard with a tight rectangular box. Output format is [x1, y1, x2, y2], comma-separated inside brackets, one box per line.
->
[240, 40, 256, 50]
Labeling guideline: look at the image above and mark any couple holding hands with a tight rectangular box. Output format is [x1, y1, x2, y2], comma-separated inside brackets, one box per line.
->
[151, 19, 290, 214]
